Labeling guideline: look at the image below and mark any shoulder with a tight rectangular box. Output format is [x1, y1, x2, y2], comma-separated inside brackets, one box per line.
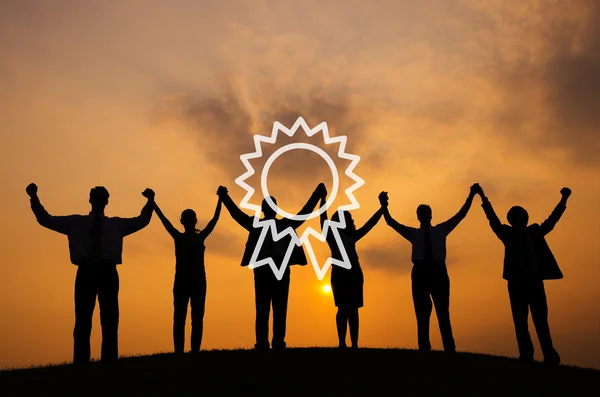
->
[399, 224, 418, 232]
[64, 215, 86, 224]
[105, 216, 129, 226]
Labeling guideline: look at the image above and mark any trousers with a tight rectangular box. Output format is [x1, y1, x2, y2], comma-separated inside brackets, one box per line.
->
[73, 265, 119, 363]
[411, 262, 455, 352]
[253, 266, 290, 350]
[173, 275, 207, 353]
[507, 278, 559, 361]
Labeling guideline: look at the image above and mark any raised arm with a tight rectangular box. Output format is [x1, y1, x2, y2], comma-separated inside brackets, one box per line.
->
[217, 186, 253, 231]
[437, 184, 477, 235]
[539, 187, 570, 236]
[199, 198, 222, 239]
[281, 183, 327, 230]
[354, 192, 388, 240]
[119, 188, 155, 237]
[478, 186, 508, 240]
[26, 183, 72, 235]
[153, 201, 180, 238]
[319, 195, 328, 232]
[381, 192, 415, 242]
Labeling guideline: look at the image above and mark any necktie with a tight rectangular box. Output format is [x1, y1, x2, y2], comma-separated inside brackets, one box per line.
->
[424, 226, 433, 262]
[91, 214, 102, 262]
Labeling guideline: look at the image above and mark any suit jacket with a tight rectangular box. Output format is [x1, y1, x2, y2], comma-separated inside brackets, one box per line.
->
[481, 197, 565, 281]
[221, 192, 320, 269]
[30, 196, 153, 266]
[241, 223, 307, 268]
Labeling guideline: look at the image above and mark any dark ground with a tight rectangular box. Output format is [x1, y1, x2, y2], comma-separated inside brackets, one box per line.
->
[1, 347, 598, 396]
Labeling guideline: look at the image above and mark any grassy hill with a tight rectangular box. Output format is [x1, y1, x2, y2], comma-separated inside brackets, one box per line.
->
[1, 347, 598, 396]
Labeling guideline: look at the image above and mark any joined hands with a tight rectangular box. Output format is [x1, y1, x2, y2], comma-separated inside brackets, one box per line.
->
[470, 183, 482, 197]
[379, 191, 389, 208]
[216, 186, 228, 198]
[142, 188, 155, 201]
[315, 183, 327, 199]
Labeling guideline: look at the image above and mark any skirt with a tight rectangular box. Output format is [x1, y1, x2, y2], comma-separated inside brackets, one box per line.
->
[331, 266, 364, 308]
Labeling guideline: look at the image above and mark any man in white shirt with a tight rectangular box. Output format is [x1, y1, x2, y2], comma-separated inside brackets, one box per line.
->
[26, 182, 155, 364]
[380, 184, 479, 353]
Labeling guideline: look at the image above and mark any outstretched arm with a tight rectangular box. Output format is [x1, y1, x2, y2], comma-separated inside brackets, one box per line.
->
[479, 187, 508, 240]
[217, 187, 253, 231]
[120, 188, 155, 237]
[153, 201, 180, 238]
[355, 207, 385, 241]
[26, 183, 72, 235]
[281, 183, 326, 230]
[438, 185, 477, 235]
[539, 187, 570, 236]
[381, 192, 414, 242]
[383, 208, 414, 242]
[199, 198, 222, 239]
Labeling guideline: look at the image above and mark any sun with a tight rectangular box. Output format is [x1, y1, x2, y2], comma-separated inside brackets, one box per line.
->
[322, 284, 332, 293]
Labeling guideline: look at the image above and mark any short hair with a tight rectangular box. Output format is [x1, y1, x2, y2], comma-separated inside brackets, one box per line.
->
[89, 186, 109, 201]
[507, 206, 529, 226]
[181, 209, 197, 219]
[416, 204, 432, 217]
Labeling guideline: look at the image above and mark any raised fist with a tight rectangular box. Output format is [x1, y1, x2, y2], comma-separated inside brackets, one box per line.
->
[560, 187, 571, 199]
[216, 186, 228, 197]
[379, 191, 389, 207]
[142, 188, 155, 200]
[26, 183, 38, 198]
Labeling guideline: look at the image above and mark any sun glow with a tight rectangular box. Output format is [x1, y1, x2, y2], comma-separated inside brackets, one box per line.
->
[322, 284, 332, 293]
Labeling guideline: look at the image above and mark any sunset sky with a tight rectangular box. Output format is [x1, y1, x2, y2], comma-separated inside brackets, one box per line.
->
[1, 0, 599, 370]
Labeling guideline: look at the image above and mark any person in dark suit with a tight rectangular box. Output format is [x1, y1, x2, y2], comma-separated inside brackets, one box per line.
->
[216, 183, 326, 351]
[319, 191, 387, 349]
[476, 185, 571, 364]
[26, 183, 154, 364]
[381, 185, 479, 353]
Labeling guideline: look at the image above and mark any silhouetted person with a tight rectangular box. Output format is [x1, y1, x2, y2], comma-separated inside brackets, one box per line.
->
[216, 183, 326, 351]
[319, 192, 387, 349]
[153, 197, 222, 354]
[476, 185, 570, 365]
[26, 183, 154, 364]
[381, 185, 479, 352]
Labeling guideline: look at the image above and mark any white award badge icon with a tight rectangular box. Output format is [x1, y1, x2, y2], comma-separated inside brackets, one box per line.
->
[235, 117, 365, 281]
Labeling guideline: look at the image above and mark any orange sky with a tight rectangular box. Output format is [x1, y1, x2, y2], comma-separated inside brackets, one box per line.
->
[1, 0, 599, 370]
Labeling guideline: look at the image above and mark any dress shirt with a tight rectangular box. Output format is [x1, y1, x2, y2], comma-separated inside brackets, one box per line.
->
[386, 199, 472, 264]
[30, 196, 153, 266]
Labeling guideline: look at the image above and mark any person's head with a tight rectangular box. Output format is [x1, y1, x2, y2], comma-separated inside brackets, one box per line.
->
[180, 209, 198, 230]
[416, 204, 432, 226]
[89, 186, 109, 211]
[261, 196, 277, 219]
[507, 206, 529, 228]
[331, 210, 356, 232]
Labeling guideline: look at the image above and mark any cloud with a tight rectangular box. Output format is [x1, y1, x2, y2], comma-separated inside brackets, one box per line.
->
[542, 4, 600, 164]
[360, 243, 414, 274]
[149, 0, 599, 223]
[203, 229, 247, 262]
[153, 78, 389, 212]
[481, 1, 600, 166]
